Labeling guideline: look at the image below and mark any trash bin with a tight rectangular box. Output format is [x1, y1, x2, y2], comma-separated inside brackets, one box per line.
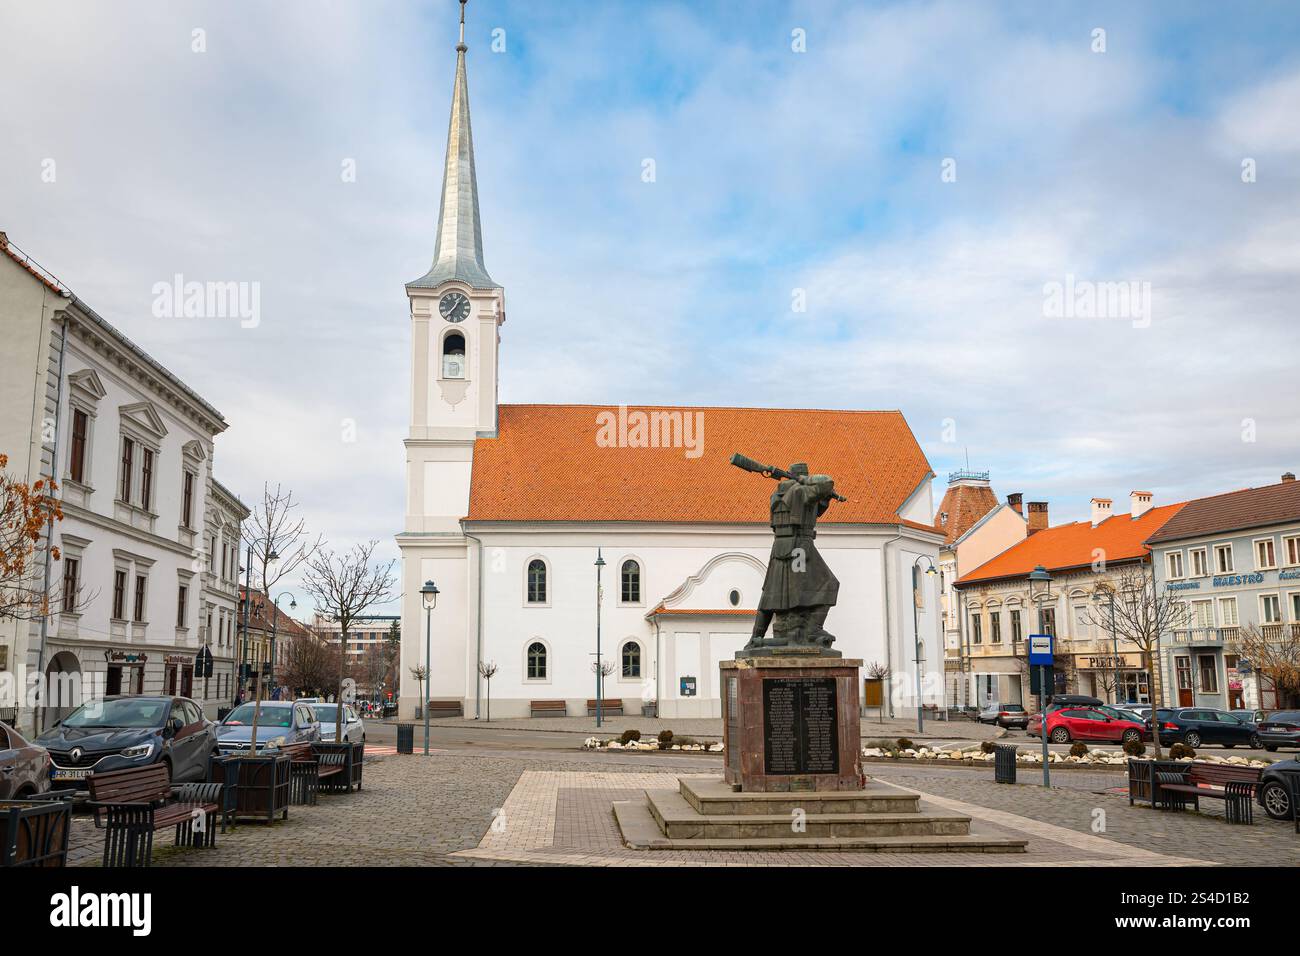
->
[396, 723, 414, 755]
[994, 744, 1017, 784]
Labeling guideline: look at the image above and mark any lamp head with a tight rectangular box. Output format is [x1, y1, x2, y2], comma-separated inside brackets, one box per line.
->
[420, 579, 440, 610]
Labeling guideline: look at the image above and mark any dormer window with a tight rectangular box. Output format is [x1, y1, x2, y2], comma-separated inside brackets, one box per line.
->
[442, 332, 466, 379]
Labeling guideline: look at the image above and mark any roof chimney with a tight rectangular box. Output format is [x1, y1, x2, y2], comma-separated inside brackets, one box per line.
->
[1007, 492, 1023, 514]
[1027, 501, 1049, 535]
[1090, 497, 1113, 527]
[1130, 490, 1153, 519]
[1283, 472, 1296, 483]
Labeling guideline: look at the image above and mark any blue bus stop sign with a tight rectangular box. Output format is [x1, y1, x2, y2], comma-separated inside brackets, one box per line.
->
[1028, 633, 1054, 667]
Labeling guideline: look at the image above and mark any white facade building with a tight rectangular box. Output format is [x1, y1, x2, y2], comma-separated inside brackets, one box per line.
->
[0, 232, 244, 731]
[396, 14, 945, 721]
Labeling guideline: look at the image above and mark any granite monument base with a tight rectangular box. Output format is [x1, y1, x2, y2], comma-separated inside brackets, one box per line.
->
[720, 655, 862, 792]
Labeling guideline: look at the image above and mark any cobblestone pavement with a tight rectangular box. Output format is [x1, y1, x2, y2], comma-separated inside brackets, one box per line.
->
[864, 762, 1300, 866]
[63, 750, 1298, 867]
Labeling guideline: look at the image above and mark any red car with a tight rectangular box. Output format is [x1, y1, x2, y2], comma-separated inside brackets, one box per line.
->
[1027, 707, 1146, 745]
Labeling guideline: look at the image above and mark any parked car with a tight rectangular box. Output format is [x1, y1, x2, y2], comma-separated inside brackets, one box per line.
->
[0, 720, 52, 799]
[36, 696, 216, 786]
[1147, 707, 1261, 749]
[1230, 708, 1268, 725]
[310, 702, 366, 743]
[978, 702, 1028, 729]
[1256, 757, 1300, 820]
[1097, 705, 1150, 729]
[1028, 707, 1146, 745]
[1044, 694, 1104, 714]
[216, 701, 320, 754]
[1118, 702, 1153, 721]
[1255, 710, 1300, 752]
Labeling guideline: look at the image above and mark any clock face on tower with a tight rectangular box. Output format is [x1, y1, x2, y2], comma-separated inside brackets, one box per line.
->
[438, 291, 471, 323]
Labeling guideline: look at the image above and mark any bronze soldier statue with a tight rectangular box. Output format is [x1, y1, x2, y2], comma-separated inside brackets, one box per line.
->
[731, 455, 843, 654]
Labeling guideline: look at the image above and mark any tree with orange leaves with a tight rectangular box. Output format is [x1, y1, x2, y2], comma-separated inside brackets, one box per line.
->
[0, 452, 66, 620]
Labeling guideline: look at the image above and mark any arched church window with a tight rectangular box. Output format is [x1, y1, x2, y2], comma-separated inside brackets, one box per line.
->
[527, 559, 547, 604]
[527, 641, 547, 680]
[620, 559, 641, 603]
[442, 332, 466, 379]
[621, 641, 641, 679]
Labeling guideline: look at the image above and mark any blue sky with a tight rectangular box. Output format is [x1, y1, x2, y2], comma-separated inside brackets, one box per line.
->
[3, 0, 1299, 614]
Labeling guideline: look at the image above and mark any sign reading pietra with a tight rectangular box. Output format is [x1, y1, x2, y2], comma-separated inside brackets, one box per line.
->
[762, 676, 839, 776]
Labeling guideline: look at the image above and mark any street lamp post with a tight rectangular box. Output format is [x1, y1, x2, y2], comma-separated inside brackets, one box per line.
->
[271, 588, 296, 700]
[911, 555, 938, 733]
[594, 549, 606, 729]
[420, 580, 439, 756]
[1028, 564, 1054, 787]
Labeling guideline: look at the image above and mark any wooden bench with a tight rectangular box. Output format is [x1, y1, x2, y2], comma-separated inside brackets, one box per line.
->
[1152, 761, 1262, 824]
[87, 764, 223, 867]
[312, 740, 363, 794]
[586, 698, 623, 717]
[530, 700, 567, 718]
[278, 742, 331, 806]
[426, 700, 463, 718]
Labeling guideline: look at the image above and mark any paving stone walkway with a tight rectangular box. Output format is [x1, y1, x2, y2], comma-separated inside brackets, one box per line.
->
[62, 750, 1298, 867]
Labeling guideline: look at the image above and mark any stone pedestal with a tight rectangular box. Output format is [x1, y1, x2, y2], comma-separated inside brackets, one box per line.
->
[720, 655, 862, 792]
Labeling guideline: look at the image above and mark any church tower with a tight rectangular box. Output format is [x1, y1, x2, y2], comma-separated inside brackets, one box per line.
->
[397, 0, 500, 717]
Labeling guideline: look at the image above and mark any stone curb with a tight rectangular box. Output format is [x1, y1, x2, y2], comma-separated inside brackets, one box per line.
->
[861, 756, 1125, 773]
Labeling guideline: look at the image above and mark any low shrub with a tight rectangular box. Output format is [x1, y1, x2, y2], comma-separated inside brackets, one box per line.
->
[1169, 742, 1197, 759]
[1069, 742, 1089, 757]
[895, 738, 915, 751]
[673, 737, 698, 748]
[619, 729, 641, 745]
[1123, 737, 1147, 757]
[866, 738, 896, 750]
[657, 730, 674, 750]
[979, 740, 997, 755]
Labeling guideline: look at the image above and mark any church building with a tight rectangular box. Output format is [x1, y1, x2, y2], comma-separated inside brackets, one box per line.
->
[396, 7, 945, 721]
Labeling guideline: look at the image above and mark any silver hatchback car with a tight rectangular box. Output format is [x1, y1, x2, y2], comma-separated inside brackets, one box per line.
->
[310, 702, 366, 744]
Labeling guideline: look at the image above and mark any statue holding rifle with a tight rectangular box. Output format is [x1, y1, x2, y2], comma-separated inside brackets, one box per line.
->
[730, 454, 846, 655]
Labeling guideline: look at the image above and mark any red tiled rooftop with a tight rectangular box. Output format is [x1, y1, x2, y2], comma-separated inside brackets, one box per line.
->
[956, 502, 1186, 586]
[467, 405, 937, 527]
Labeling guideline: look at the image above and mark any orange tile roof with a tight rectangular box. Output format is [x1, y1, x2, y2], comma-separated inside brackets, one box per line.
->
[934, 481, 1000, 544]
[466, 405, 935, 526]
[955, 502, 1186, 586]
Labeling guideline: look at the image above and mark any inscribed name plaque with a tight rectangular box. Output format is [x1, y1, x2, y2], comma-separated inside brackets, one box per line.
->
[762, 676, 839, 775]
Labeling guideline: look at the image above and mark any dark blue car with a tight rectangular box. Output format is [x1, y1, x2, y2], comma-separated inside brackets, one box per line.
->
[1149, 707, 1261, 749]
[1256, 757, 1300, 820]
[37, 695, 217, 786]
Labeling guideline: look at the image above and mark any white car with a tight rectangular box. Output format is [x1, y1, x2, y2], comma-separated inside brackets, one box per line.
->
[310, 702, 365, 743]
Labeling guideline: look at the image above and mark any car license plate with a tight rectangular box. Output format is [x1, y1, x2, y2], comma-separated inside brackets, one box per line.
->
[51, 768, 91, 781]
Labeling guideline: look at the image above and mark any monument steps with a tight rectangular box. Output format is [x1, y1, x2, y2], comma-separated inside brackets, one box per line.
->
[679, 774, 919, 815]
[613, 800, 1027, 853]
[646, 787, 972, 839]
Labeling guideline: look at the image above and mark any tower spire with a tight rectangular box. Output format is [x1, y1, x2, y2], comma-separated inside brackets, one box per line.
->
[409, 0, 498, 290]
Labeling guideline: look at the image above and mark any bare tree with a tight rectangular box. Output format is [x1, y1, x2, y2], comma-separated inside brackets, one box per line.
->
[866, 661, 890, 723]
[241, 483, 323, 594]
[1237, 623, 1300, 710]
[277, 631, 339, 698]
[409, 665, 428, 715]
[302, 540, 396, 741]
[1096, 566, 1190, 757]
[478, 660, 498, 722]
